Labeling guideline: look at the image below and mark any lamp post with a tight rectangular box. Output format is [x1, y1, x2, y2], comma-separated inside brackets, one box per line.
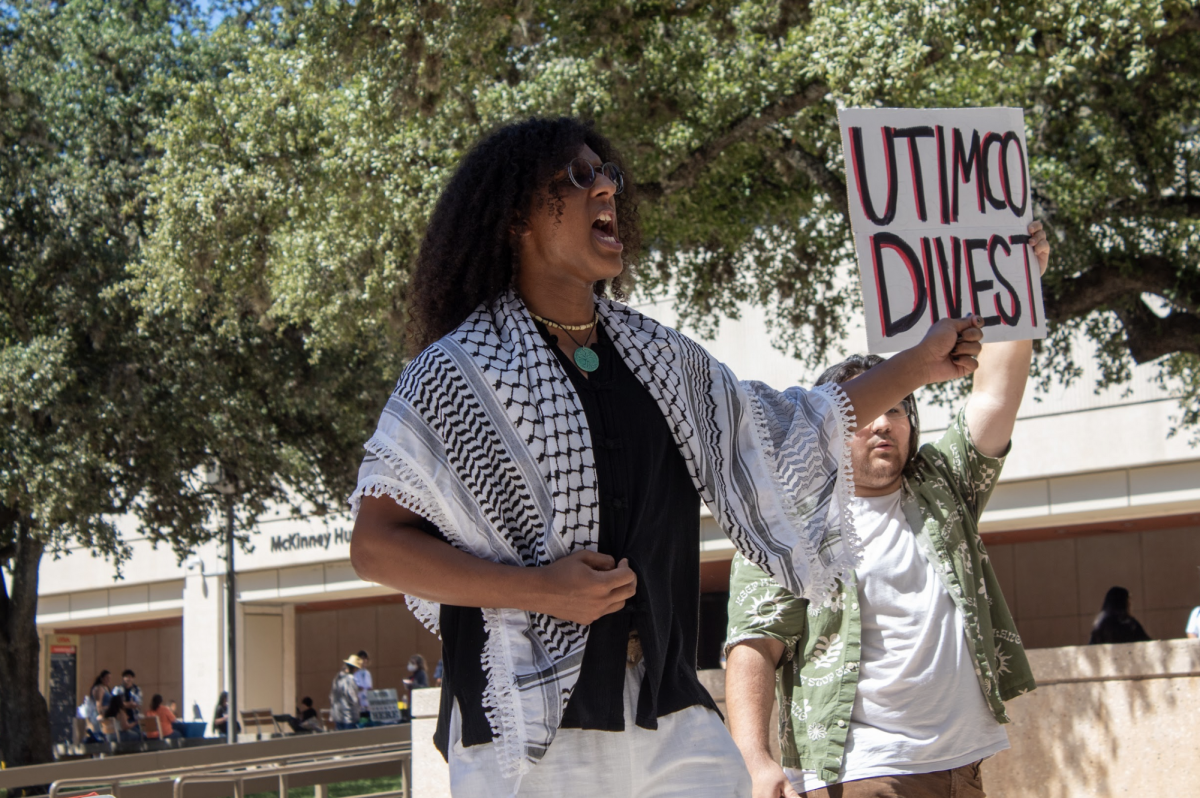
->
[204, 463, 238, 745]
[223, 497, 236, 745]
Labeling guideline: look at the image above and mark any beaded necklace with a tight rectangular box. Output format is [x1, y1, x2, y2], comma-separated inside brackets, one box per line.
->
[530, 311, 600, 372]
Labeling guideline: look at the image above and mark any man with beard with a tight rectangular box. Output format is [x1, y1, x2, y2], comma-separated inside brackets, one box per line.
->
[724, 224, 1048, 798]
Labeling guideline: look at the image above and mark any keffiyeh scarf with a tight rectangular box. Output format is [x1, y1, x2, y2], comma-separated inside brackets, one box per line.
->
[350, 289, 858, 782]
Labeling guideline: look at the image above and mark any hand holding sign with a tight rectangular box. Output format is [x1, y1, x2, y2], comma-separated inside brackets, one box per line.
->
[922, 314, 986, 382]
[1027, 220, 1050, 276]
[835, 313, 985, 430]
[839, 107, 1046, 353]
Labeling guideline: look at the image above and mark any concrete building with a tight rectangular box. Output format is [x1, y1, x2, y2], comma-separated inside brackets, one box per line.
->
[33, 298, 1200, 739]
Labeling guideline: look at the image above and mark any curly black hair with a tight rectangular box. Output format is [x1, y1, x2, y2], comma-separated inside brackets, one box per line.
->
[406, 117, 642, 355]
[814, 354, 922, 479]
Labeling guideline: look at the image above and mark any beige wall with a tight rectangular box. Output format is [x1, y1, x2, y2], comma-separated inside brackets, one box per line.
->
[983, 639, 1200, 797]
[71, 619, 183, 709]
[412, 643, 1200, 798]
[986, 523, 1200, 649]
[243, 610, 286, 713]
[295, 598, 440, 712]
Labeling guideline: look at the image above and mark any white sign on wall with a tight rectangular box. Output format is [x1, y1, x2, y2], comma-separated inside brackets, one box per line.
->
[837, 107, 1046, 353]
[367, 688, 403, 725]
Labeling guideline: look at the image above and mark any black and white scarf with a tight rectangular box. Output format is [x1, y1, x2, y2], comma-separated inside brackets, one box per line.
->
[351, 289, 858, 781]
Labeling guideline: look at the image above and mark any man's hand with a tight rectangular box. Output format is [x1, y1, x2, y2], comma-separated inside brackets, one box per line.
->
[746, 752, 802, 798]
[837, 315, 984, 425]
[912, 315, 986, 384]
[530, 551, 637, 625]
[1028, 219, 1050, 275]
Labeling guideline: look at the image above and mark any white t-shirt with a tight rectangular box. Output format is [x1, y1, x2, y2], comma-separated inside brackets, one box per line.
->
[787, 490, 1008, 792]
[1186, 607, 1200, 637]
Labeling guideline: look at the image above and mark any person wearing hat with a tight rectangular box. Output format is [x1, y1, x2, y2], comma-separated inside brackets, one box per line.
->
[330, 654, 363, 731]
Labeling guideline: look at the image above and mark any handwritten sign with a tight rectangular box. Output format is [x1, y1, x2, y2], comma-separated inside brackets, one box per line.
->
[838, 107, 1045, 353]
[366, 688, 403, 725]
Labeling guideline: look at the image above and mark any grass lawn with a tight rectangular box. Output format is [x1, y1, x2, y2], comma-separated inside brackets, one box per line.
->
[246, 773, 405, 798]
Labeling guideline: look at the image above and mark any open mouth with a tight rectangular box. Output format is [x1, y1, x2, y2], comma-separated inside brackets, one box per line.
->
[592, 208, 621, 248]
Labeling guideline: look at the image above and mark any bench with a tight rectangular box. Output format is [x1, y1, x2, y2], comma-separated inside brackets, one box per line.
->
[239, 707, 286, 740]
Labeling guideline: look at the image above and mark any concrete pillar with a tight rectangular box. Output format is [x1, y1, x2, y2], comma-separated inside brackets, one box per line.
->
[233, 595, 246, 728]
[282, 604, 297, 713]
[182, 564, 224, 729]
[411, 687, 451, 798]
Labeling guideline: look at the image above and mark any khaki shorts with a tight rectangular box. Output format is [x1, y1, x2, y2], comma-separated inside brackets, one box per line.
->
[799, 762, 986, 798]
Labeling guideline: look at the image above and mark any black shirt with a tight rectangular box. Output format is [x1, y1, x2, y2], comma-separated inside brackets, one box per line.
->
[1088, 614, 1152, 645]
[432, 321, 716, 755]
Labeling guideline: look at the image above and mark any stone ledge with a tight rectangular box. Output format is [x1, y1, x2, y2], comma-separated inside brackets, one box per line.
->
[412, 685, 442, 719]
[1027, 637, 1200, 683]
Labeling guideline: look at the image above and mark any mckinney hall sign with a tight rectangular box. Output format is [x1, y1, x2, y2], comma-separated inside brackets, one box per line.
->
[270, 528, 353, 553]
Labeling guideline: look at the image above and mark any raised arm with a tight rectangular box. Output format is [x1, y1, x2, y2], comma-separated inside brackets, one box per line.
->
[965, 221, 1051, 458]
[350, 495, 636, 625]
[839, 314, 985, 425]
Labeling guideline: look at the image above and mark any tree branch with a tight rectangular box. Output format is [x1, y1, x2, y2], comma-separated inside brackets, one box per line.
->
[636, 82, 828, 201]
[1115, 301, 1200, 363]
[1044, 254, 1199, 321]
[780, 138, 848, 221]
[1131, 195, 1200, 217]
[1105, 191, 1200, 219]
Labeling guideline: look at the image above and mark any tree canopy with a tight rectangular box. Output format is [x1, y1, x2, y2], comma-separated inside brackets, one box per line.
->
[140, 0, 1200, 428]
[0, 0, 391, 768]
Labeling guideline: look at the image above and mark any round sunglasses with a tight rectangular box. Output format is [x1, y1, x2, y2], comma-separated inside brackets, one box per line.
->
[566, 158, 625, 195]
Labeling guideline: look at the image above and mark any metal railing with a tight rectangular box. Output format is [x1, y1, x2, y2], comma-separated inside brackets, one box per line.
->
[171, 748, 409, 798]
[48, 740, 410, 798]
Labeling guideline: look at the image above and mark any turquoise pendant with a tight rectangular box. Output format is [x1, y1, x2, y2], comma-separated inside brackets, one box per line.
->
[574, 346, 599, 373]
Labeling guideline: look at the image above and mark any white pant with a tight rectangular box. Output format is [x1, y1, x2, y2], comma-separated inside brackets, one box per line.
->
[449, 662, 752, 797]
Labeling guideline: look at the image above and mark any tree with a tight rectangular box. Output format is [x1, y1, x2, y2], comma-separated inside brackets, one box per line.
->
[141, 0, 1200, 428]
[0, 0, 394, 771]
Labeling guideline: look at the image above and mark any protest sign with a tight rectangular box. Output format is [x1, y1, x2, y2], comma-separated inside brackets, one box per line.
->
[367, 688, 403, 725]
[837, 107, 1045, 353]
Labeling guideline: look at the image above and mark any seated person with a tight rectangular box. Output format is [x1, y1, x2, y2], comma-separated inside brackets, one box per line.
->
[212, 690, 241, 737]
[102, 696, 141, 743]
[276, 696, 323, 733]
[145, 694, 183, 740]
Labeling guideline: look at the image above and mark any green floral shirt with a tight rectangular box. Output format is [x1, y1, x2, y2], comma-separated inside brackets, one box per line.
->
[726, 409, 1036, 782]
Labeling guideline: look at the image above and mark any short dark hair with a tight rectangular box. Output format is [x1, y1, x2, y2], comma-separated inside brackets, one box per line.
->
[814, 354, 921, 479]
[122, 669, 135, 678]
[356, 650, 369, 659]
[301, 696, 313, 707]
